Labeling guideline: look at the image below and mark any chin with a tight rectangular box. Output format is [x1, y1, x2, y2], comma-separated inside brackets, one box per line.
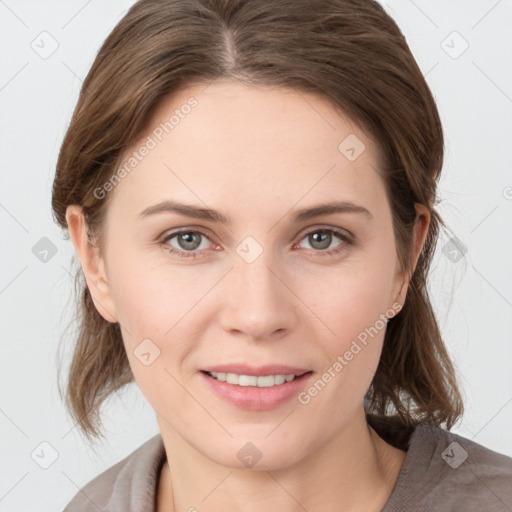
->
[200, 435, 310, 471]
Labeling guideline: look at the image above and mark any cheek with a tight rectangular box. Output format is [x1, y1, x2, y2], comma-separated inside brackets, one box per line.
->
[106, 251, 218, 379]
[301, 246, 397, 398]
[106, 246, 198, 334]
[107, 262, 203, 411]
[297, 273, 391, 420]
[310, 260, 394, 345]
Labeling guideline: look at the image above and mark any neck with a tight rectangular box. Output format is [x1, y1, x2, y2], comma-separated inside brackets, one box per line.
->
[157, 407, 406, 512]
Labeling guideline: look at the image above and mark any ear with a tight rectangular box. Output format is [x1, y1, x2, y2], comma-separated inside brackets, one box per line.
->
[65, 205, 118, 323]
[390, 203, 430, 313]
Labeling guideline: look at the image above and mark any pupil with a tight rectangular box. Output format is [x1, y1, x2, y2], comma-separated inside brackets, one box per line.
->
[311, 231, 331, 250]
[179, 232, 200, 250]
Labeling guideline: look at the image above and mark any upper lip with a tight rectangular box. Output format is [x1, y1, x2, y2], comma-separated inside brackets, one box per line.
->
[201, 364, 312, 377]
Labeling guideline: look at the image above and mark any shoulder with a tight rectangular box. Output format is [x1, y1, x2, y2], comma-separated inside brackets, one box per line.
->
[383, 422, 512, 512]
[62, 434, 166, 512]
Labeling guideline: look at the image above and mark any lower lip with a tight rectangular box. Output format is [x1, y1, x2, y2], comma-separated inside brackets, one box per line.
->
[200, 371, 314, 411]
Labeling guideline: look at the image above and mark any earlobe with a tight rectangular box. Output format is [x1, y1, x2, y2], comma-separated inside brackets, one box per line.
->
[65, 205, 118, 323]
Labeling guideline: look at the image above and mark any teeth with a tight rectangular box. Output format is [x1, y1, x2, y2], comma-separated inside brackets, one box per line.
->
[209, 372, 299, 387]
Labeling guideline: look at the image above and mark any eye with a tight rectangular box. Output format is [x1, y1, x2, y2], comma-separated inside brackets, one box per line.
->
[160, 230, 214, 258]
[159, 226, 354, 259]
[295, 227, 353, 256]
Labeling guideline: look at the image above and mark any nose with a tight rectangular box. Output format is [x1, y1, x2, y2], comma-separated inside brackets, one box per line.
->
[218, 252, 299, 341]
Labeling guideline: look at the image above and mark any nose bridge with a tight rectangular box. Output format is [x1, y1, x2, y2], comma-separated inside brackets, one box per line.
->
[219, 242, 297, 339]
[237, 252, 278, 300]
[234, 234, 280, 293]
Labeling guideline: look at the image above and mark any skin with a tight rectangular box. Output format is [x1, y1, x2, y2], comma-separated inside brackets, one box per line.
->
[66, 80, 430, 511]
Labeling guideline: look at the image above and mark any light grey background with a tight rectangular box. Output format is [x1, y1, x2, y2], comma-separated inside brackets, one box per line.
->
[1, 1, 511, 510]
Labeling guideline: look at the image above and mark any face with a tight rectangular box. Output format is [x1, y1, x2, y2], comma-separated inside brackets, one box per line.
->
[72, 80, 420, 470]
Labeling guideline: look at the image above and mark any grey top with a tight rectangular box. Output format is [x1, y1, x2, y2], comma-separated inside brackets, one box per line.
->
[63, 417, 512, 511]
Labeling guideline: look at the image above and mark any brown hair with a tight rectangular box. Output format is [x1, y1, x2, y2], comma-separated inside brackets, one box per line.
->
[52, 0, 464, 445]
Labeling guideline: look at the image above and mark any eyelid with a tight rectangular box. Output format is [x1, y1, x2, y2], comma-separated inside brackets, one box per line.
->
[295, 224, 353, 242]
[159, 227, 219, 252]
[159, 225, 218, 243]
[160, 224, 353, 244]
[159, 224, 354, 258]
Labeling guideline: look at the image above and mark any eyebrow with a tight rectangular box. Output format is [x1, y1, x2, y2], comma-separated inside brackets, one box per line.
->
[138, 199, 373, 224]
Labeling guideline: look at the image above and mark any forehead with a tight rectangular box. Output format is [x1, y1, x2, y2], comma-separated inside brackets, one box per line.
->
[108, 80, 387, 222]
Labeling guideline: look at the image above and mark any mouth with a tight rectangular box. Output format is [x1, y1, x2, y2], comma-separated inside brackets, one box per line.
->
[201, 370, 313, 388]
[199, 367, 315, 410]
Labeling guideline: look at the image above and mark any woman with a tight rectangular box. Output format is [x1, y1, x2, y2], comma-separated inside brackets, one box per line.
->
[53, 0, 512, 510]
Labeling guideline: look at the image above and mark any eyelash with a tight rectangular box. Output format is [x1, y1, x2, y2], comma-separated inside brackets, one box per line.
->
[159, 227, 354, 259]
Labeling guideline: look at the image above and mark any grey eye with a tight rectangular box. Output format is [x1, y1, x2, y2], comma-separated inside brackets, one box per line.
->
[176, 232, 202, 250]
[307, 230, 333, 250]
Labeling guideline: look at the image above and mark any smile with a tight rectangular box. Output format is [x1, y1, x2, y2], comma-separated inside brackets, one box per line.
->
[206, 371, 304, 387]
[200, 370, 314, 410]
